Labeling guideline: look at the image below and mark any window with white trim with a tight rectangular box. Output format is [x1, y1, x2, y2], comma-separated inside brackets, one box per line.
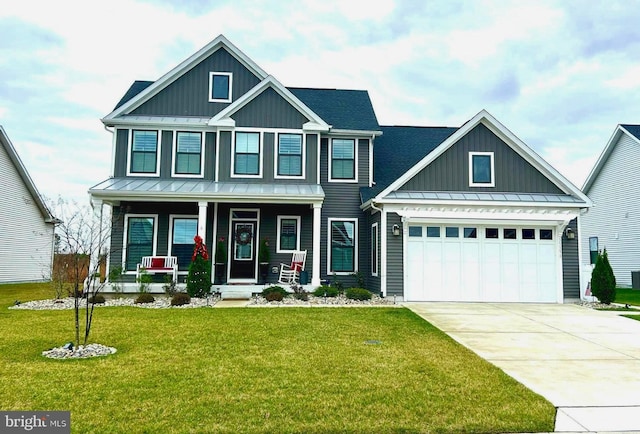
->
[233, 132, 260, 176]
[124, 215, 156, 271]
[277, 216, 300, 253]
[169, 217, 198, 270]
[129, 130, 159, 175]
[277, 133, 303, 177]
[329, 218, 357, 273]
[469, 151, 495, 187]
[209, 72, 232, 103]
[371, 223, 379, 276]
[173, 132, 203, 176]
[330, 139, 356, 181]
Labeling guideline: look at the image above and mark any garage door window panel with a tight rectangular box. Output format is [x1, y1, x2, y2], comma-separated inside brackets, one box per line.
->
[427, 227, 440, 237]
[464, 228, 477, 238]
[522, 229, 536, 240]
[409, 226, 422, 237]
[540, 229, 553, 240]
[503, 228, 517, 239]
[446, 227, 459, 238]
[485, 228, 499, 239]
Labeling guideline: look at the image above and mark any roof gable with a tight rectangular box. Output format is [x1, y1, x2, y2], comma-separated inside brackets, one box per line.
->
[0, 126, 55, 222]
[103, 35, 268, 121]
[371, 110, 590, 205]
[583, 124, 640, 193]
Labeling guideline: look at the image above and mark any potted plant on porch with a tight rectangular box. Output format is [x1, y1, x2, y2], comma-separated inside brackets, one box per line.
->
[259, 238, 270, 284]
[214, 237, 227, 285]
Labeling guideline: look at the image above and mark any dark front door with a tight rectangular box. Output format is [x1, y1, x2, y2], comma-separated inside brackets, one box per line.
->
[229, 221, 257, 280]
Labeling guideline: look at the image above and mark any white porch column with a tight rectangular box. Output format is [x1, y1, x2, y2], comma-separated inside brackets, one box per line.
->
[311, 202, 322, 286]
[198, 201, 208, 240]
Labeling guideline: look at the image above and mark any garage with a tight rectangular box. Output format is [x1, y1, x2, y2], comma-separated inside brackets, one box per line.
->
[405, 223, 559, 302]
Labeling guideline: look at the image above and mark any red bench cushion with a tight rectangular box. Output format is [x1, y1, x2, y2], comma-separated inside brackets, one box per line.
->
[291, 261, 303, 272]
[151, 258, 165, 268]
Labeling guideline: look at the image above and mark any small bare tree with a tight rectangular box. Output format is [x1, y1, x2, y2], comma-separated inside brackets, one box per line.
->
[51, 197, 114, 347]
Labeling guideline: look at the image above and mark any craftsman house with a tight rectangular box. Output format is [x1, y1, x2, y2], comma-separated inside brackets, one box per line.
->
[0, 125, 57, 283]
[89, 35, 590, 302]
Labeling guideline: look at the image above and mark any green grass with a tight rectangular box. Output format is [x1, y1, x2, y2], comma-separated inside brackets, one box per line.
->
[615, 288, 640, 306]
[0, 283, 555, 433]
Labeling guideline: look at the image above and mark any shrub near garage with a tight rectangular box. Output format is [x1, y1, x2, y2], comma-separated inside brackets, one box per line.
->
[345, 287, 372, 301]
[170, 293, 191, 306]
[591, 249, 616, 304]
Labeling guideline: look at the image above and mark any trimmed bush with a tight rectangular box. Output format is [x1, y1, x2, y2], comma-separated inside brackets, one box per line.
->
[135, 293, 155, 304]
[262, 285, 288, 301]
[345, 287, 372, 301]
[88, 294, 106, 304]
[171, 293, 191, 306]
[313, 285, 339, 298]
[591, 248, 616, 304]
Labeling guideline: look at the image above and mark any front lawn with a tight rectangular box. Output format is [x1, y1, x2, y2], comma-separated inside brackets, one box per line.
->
[0, 283, 555, 433]
[615, 288, 640, 306]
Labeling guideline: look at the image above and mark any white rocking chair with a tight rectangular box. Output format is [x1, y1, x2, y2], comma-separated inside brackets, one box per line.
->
[278, 250, 307, 284]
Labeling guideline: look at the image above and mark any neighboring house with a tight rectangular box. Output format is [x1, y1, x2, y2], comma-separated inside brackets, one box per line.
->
[581, 124, 640, 287]
[0, 126, 57, 283]
[89, 35, 590, 302]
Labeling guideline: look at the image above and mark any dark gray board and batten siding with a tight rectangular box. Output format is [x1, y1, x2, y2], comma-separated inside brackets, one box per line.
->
[385, 212, 404, 297]
[131, 47, 261, 118]
[400, 124, 564, 194]
[319, 137, 370, 287]
[562, 217, 580, 299]
[233, 87, 310, 129]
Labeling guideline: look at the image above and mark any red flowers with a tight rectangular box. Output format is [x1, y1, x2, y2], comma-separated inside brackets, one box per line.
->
[191, 235, 209, 261]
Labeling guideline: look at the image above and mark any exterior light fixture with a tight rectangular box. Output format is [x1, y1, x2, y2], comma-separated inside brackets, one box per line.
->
[565, 227, 575, 240]
[392, 224, 401, 236]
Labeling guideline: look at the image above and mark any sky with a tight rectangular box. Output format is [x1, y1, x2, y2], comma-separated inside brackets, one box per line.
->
[1, 0, 640, 206]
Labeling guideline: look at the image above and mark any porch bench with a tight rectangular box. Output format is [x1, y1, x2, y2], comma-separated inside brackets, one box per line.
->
[137, 256, 178, 283]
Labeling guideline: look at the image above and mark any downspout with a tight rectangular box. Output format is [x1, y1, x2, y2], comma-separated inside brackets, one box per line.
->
[104, 125, 115, 178]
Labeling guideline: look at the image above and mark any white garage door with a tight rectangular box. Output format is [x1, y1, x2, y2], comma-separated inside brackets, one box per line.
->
[405, 224, 558, 302]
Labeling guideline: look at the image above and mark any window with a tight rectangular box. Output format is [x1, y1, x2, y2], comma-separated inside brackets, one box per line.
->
[409, 226, 422, 237]
[170, 217, 198, 269]
[427, 227, 440, 237]
[234, 132, 260, 176]
[464, 227, 477, 238]
[522, 229, 536, 240]
[277, 134, 303, 177]
[174, 132, 202, 176]
[589, 236, 598, 264]
[124, 216, 156, 271]
[209, 72, 232, 102]
[329, 219, 357, 273]
[485, 228, 499, 239]
[504, 228, 517, 239]
[540, 229, 553, 240]
[371, 223, 379, 276]
[469, 152, 495, 187]
[129, 130, 158, 175]
[277, 216, 300, 253]
[330, 139, 355, 180]
[445, 227, 459, 238]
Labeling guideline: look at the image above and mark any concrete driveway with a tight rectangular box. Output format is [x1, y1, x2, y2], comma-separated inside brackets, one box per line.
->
[404, 302, 640, 433]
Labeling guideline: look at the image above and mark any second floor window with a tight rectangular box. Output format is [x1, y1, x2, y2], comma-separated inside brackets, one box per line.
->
[209, 72, 232, 103]
[130, 130, 158, 174]
[277, 134, 302, 177]
[234, 132, 260, 176]
[175, 132, 202, 176]
[331, 139, 355, 180]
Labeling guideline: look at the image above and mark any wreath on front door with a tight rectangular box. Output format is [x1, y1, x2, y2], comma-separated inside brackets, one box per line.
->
[235, 226, 253, 245]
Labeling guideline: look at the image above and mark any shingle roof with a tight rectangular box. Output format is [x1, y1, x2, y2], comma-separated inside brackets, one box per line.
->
[113, 80, 154, 110]
[621, 124, 640, 140]
[361, 126, 457, 202]
[287, 88, 379, 131]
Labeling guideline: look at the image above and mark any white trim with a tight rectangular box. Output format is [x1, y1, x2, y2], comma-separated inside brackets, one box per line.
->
[227, 208, 260, 283]
[208, 71, 233, 103]
[328, 138, 358, 183]
[168, 214, 198, 274]
[316, 134, 321, 184]
[211, 202, 219, 284]
[171, 130, 205, 178]
[369, 137, 374, 188]
[371, 222, 379, 277]
[122, 214, 158, 273]
[109, 128, 117, 177]
[231, 130, 263, 179]
[274, 132, 306, 179]
[125, 129, 161, 177]
[312, 203, 322, 286]
[380, 209, 387, 296]
[276, 215, 301, 253]
[208, 76, 330, 131]
[469, 151, 495, 187]
[327, 217, 359, 275]
[103, 35, 268, 122]
[215, 130, 221, 182]
[374, 110, 591, 206]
